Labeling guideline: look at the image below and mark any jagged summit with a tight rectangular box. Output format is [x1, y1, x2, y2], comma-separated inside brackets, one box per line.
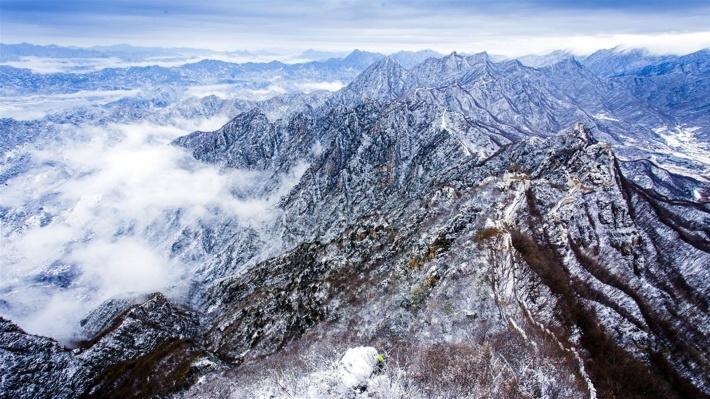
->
[341, 49, 386, 69]
[573, 121, 597, 144]
[389, 49, 443, 69]
[328, 56, 409, 105]
[405, 51, 489, 88]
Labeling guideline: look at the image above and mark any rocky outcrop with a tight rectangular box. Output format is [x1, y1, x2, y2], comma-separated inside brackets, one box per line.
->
[0, 293, 218, 399]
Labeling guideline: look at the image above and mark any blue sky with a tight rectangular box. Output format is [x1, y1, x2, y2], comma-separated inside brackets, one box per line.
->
[2, 0, 710, 55]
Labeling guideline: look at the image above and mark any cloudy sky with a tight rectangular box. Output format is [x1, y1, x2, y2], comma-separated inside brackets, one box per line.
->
[2, 0, 710, 55]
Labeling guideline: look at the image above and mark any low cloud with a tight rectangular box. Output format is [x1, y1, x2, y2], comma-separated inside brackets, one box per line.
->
[295, 81, 345, 93]
[0, 118, 301, 342]
[0, 89, 141, 120]
[184, 84, 243, 99]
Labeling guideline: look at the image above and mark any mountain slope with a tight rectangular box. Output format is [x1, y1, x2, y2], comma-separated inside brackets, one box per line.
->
[1, 293, 217, 398]
[187, 121, 710, 398]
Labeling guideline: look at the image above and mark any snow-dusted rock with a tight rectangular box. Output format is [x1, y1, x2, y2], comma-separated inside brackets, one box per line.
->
[0, 293, 217, 398]
[338, 346, 380, 390]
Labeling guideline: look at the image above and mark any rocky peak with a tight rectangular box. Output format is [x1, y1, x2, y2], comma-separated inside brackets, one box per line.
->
[327, 56, 408, 106]
[389, 49, 443, 69]
[173, 108, 278, 169]
[573, 121, 597, 145]
[405, 50, 489, 88]
[341, 49, 386, 70]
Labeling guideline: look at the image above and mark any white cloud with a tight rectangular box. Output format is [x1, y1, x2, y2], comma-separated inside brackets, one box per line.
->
[69, 236, 174, 297]
[0, 118, 304, 342]
[13, 224, 76, 270]
[5, 1, 709, 57]
[559, 32, 710, 56]
[15, 290, 89, 342]
[184, 84, 242, 99]
[0, 89, 141, 120]
[295, 81, 345, 93]
[245, 85, 288, 100]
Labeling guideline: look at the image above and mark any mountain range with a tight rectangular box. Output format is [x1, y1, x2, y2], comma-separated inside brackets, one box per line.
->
[1, 46, 710, 398]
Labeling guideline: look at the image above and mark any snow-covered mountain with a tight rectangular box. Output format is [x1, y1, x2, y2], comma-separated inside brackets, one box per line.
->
[1, 46, 710, 398]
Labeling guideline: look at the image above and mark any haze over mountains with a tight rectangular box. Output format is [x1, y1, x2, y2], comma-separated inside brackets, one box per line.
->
[1, 43, 710, 398]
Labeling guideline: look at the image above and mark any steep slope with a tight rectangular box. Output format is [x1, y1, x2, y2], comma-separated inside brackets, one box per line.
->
[325, 57, 409, 107]
[172, 101, 505, 285]
[279, 101, 503, 244]
[406, 55, 668, 143]
[0, 293, 218, 398]
[168, 64, 710, 395]
[404, 51, 490, 88]
[614, 51, 710, 137]
[315, 51, 674, 157]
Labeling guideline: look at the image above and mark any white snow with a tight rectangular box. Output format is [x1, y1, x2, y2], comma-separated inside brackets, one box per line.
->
[338, 346, 379, 389]
[694, 188, 705, 200]
[594, 113, 619, 122]
[656, 125, 710, 174]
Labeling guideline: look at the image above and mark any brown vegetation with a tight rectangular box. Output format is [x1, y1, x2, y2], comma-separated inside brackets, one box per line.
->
[81, 339, 206, 399]
[473, 226, 503, 244]
[510, 229, 685, 399]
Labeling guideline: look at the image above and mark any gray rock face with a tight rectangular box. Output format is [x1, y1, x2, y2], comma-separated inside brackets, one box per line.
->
[0, 318, 75, 398]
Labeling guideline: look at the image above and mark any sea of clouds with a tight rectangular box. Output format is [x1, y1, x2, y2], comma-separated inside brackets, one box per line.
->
[0, 111, 304, 343]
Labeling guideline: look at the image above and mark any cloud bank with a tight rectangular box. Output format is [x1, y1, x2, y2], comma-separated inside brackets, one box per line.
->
[0, 118, 295, 342]
[1, 0, 709, 56]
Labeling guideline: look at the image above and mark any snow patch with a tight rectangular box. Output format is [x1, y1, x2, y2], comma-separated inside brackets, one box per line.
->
[656, 125, 710, 174]
[594, 113, 619, 122]
[338, 346, 379, 390]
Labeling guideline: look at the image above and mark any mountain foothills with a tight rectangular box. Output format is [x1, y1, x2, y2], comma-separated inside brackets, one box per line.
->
[1, 46, 710, 398]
